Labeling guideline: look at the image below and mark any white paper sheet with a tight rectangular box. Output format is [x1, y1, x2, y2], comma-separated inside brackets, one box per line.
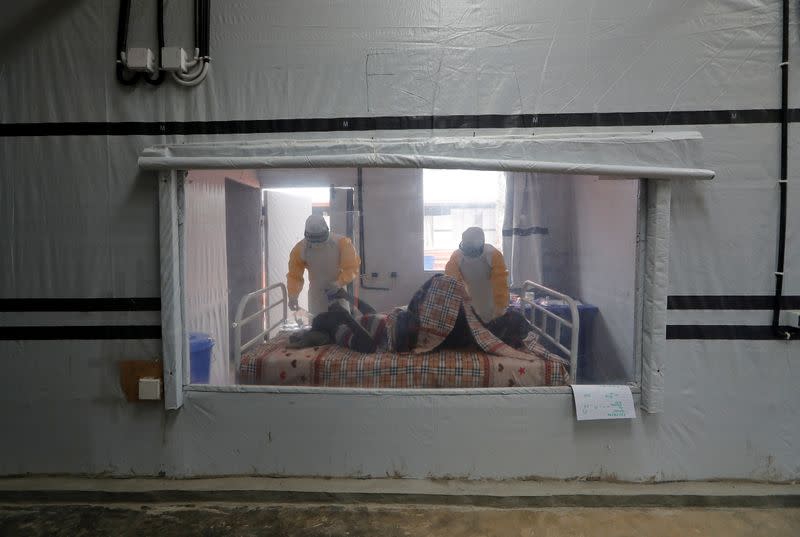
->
[572, 385, 636, 420]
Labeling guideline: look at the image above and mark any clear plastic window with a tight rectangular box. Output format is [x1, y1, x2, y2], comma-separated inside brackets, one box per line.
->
[183, 168, 640, 390]
[423, 169, 505, 271]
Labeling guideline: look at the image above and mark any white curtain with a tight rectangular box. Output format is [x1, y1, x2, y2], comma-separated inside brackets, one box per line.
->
[185, 174, 231, 385]
[502, 173, 576, 293]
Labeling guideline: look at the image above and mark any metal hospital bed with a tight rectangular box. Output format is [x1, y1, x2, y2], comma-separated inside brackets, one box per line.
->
[232, 279, 580, 379]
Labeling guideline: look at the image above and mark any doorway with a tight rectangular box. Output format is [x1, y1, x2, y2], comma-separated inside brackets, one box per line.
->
[263, 186, 355, 323]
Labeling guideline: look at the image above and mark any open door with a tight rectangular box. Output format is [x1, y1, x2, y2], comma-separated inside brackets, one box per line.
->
[264, 190, 313, 312]
[225, 179, 262, 370]
[329, 187, 355, 239]
[329, 187, 358, 296]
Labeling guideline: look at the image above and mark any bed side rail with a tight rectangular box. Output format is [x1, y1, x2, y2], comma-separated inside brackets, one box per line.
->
[520, 280, 580, 380]
[232, 283, 288, 369]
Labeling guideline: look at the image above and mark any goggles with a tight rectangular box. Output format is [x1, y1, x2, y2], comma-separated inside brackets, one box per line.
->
[459, 241, 484, 258]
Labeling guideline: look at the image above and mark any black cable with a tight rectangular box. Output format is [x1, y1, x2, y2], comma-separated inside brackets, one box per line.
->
[345, 189, 355, 238]
[144, 0, 166, 85]
[771, 0, 793, 338]
[357, 168, 366, 271]
[197, 0, 204, 56]
[202, 0, 211, 61]
[157, 0, 164, 53]
[196, 0, 202, 56]
[116, 0, 130, 54]
[194, 0, 200, 57]
[115, 0, 140, 86]
[197, 0, 205, 57]
[116, 62, 140, 85]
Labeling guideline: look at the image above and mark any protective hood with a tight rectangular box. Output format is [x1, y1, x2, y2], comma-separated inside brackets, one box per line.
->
[304, 214, 330, 243]
[459, 227, 486, 257]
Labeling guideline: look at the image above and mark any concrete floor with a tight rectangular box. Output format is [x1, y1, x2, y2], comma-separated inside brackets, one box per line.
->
[2, 477, 799, 507]
[1, 503, 799, 537]
[0, 478, 798, 536]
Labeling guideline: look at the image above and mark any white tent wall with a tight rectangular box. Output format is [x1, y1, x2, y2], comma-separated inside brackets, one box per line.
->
[359, 168, 426, 311]
[568, 177, 640, 383]
[1, 0, 799, 480]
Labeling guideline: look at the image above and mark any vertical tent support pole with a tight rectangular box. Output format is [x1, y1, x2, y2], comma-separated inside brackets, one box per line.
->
[641, 179, 671, 413]
[159, 169, 187, 409]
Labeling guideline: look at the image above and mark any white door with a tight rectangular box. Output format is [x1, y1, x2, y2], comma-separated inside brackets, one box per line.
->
[329, 187, 353, 238]
[264, 190, 313, 311]
[328, 187, 358, 295]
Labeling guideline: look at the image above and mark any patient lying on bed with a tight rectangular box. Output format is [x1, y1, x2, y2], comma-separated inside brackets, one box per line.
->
[289, 274, 536, 356]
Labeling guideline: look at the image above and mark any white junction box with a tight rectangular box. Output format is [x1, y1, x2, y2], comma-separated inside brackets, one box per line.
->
[161, 47, 187, 73]
[126, 48, 156, 73]
[138, 377, 162, 400]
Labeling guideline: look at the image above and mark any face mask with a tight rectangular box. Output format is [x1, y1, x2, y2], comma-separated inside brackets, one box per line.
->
[459, 241, 484, 258]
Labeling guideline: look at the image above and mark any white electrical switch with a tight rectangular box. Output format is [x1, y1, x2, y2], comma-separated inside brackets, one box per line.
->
[161, 47, 187, 73]
[138, 377, 162, 400]
[126, 48, 156, 74]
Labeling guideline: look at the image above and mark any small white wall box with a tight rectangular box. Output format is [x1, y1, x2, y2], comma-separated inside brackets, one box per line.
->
[138, 377, 162, 400]
[161, 47, 187, 73]
[126, 48, 156, 74]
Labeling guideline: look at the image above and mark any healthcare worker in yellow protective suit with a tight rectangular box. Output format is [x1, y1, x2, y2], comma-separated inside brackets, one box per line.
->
[444, 226, 509, 322]
[287, 215, 361, 315]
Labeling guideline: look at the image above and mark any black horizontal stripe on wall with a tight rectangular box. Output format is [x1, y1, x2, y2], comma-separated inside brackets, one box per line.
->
[0, 297, 161, 312]
[0, 108, 790, 137]
[666, 325, 782, 340]
[667, 295, 800, 310]
[502, 226, 549, 237]
[0, 325, 162, 340]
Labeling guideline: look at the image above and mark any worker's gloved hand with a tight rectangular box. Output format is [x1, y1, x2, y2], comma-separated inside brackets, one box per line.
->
[288, 296, 299, 311]
[325, 283, 342, 300]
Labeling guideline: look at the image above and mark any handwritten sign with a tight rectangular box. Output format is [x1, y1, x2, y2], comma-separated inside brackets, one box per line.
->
[571, 385, 636, 421]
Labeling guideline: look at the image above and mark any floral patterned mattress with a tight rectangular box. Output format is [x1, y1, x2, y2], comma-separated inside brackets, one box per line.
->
[238, 333, 569, 388]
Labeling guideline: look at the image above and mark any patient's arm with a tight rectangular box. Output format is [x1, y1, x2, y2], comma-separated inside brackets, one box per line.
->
[485, 310, 532, 349]
[327, 288, 377, 315]
[312, 310, 377, 353]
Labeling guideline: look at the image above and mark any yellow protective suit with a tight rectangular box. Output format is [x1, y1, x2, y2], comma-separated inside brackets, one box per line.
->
[445, 244, 509, 322]
[287, 233, 360, 314]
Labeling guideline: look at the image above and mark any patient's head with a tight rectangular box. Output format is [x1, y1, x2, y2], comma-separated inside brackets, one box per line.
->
[459, 226, 485, 258]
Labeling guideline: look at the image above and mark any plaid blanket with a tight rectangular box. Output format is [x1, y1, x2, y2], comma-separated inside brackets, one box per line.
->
[414, 276, 562, 363]
[413, 275, 467, 352]
[329, 275, 568, 368]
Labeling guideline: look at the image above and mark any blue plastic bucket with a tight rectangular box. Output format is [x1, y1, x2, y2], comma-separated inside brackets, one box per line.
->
[189, 332, 214, 384]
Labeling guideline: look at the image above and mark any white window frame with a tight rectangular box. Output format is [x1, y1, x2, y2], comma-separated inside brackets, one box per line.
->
[143, 133, 713, 412]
